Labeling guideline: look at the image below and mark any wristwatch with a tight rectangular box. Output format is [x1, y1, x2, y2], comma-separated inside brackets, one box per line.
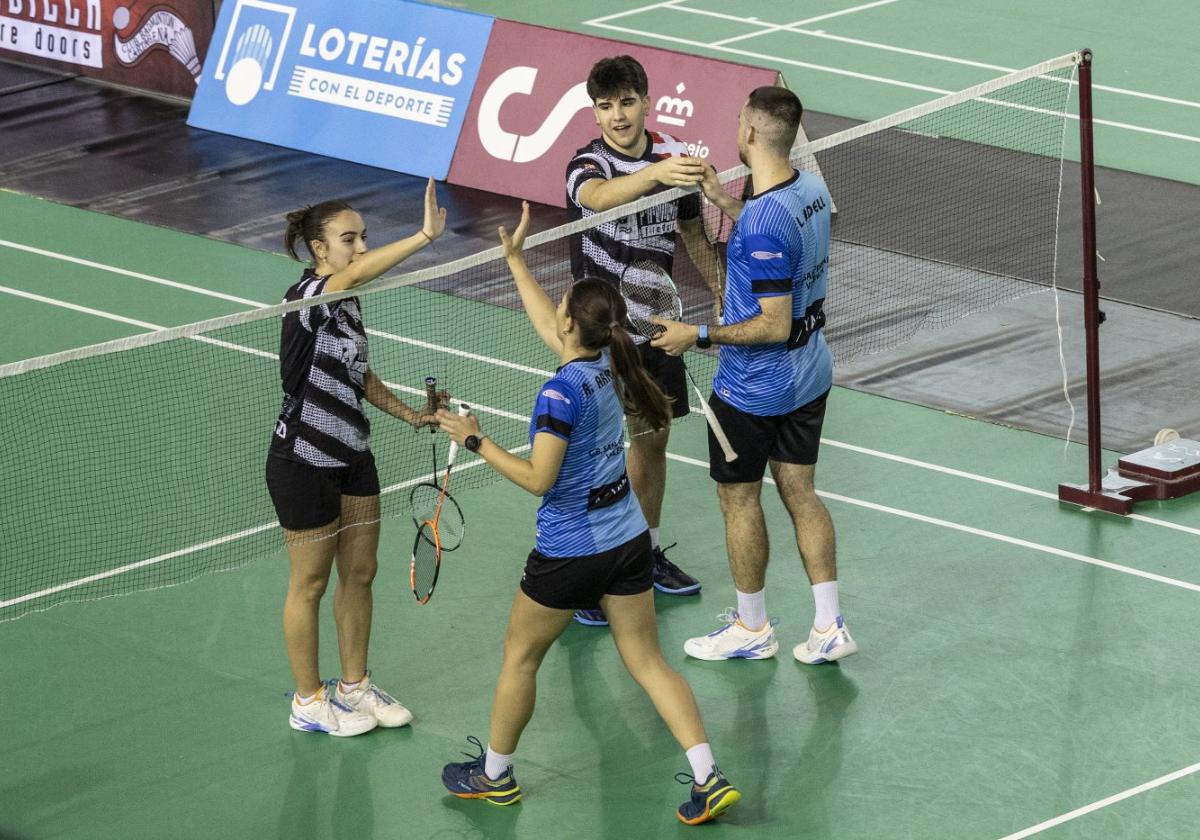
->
[695, 324, 712, 350]
[465, 434, 485, 452]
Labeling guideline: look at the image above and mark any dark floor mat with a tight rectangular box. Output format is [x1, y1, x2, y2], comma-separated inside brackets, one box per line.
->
[3, 63, 1197, 454]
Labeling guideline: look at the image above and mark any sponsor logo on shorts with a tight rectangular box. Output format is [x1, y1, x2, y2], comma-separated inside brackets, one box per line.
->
[751, 250, 783, 260]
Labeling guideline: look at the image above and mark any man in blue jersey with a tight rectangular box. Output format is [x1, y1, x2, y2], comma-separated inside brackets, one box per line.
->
[652, 86, 857, 665]
[563, 55, 726, 625]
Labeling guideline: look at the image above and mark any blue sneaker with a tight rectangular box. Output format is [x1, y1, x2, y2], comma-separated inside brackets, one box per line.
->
[652, 543, 701, 595]
[573, 608, 609, 626]
[676, 768, 740, 825]
[441, 736, 522, 806]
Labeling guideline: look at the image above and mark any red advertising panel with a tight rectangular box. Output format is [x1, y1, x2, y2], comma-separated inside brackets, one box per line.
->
[448, 20, 780, 208]
[0, 0, 215, 98]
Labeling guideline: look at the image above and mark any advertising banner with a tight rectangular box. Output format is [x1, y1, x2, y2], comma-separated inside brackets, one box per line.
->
[187, 0, 493, 178]
[0, 0, 215, 97]
[447, 20, 781, 208]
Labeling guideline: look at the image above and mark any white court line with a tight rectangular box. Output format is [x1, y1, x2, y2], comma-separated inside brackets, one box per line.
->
[627, 3, 1200, 111]
[822, 439, 1200, 538]
[662, 452, 1200, 594]
[0, 284, 276, 360]
[9, 417, 1200, 612]
[997, 760, 1200, 839]
[706, 1, 902, 47]
[7, 261, 1197, 540]
[0, 284, 525, 423]
[0, 238, 556, 379]
[588, 21, 949, 92]
[0, 239, 266, 307]
[778, 26, 1200, 111]
[0, 448, 521, 611]
[7, 248, 1197, 539]
[584, 0, 685, 26]
[585, 21, 1200, 145]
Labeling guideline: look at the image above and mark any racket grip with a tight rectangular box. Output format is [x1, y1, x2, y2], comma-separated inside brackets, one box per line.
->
[423, 376, 438, 434]
[447, 403, 471, 466]
[707, 406, 739, 462]
[688, 375, 738, 462]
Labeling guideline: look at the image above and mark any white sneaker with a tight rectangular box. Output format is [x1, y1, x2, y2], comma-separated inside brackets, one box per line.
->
[289, 685, 378, 737]
[336, 675, 413, 728]
[793, 615, 858, 664]
[684, 610, 779, 661]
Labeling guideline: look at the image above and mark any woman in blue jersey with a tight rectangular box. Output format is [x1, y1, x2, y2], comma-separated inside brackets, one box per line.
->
[436, 203, 740, 826]
[266, 178, 446, 738]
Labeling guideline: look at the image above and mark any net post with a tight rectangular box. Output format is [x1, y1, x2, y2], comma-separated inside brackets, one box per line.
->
[1057, 49, 1131, 514]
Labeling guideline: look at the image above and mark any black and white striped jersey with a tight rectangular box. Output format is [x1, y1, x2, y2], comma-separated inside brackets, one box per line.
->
[565, 130, 701, 290]
[270, 270, 371, 468]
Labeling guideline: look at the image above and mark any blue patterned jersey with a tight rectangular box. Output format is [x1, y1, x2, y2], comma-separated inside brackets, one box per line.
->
[529, 352, 646, 557]
[712, 170, 833, 416]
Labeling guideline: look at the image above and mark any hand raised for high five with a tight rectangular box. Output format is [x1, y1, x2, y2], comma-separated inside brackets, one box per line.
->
[422, 177, 447, 242]
[498, 201, 531, 259]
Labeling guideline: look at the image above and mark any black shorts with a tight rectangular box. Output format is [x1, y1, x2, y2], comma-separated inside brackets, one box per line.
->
[638, 342, 689, 419]
[708, 389, 829, 484]
[265, 451, 380, 531]
[520, 530, 653, 610]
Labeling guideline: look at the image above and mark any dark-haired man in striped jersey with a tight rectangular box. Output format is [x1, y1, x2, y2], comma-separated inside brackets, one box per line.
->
[564, 54, 724, 626]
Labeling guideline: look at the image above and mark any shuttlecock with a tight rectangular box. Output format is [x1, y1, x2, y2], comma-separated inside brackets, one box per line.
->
[111, 8, 202, 85]
[168, 25, 201, 81]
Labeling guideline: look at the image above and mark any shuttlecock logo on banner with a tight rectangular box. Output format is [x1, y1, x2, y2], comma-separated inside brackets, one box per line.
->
[207, 0, 296, 106]
[112, 5, 203, 83]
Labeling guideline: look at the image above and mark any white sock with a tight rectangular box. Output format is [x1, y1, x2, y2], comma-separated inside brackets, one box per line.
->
[649, 527, 660, 548]
[686, 743, 716, 781]
[294, 685, 321, 705]
[484, 746, 513, 781]
[338, 675, 365, 694]
[812, 581, 840, 631]
[735, 588, 767, 631]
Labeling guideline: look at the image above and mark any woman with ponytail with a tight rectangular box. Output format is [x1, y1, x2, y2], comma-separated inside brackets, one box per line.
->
[436, 203, 740, 826]
[267, 178, 446, 738]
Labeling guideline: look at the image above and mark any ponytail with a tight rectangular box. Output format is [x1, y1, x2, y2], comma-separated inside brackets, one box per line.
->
[568, 279, 671, 431]
[283, 199, 355, 262]
[607, 324, 672, 432]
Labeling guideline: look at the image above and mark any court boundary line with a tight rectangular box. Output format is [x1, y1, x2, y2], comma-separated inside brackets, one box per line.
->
[821, 440, 1200, 538]
[709, 0, 901, 46]
[0, 238, 557, 380]
[0, 284, 531, 425]
[7, 433, 1199, 614]
[4, 282, 1195, 541]
[590, 0, 1200, 111]
[0, 52, 1082, 380]
[663, 452, 1200, 593]
[667, 2, 1200, 110]
[0, 449, 512, 612]
[997, 759, 1200, 839]
[582, 20, 1200, 146]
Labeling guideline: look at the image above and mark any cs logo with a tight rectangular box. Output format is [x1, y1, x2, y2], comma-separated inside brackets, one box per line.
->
[477, 66, 590, 163]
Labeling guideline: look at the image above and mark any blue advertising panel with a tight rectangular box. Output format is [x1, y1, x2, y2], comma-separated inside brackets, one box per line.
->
[187, 0, 493, 177]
